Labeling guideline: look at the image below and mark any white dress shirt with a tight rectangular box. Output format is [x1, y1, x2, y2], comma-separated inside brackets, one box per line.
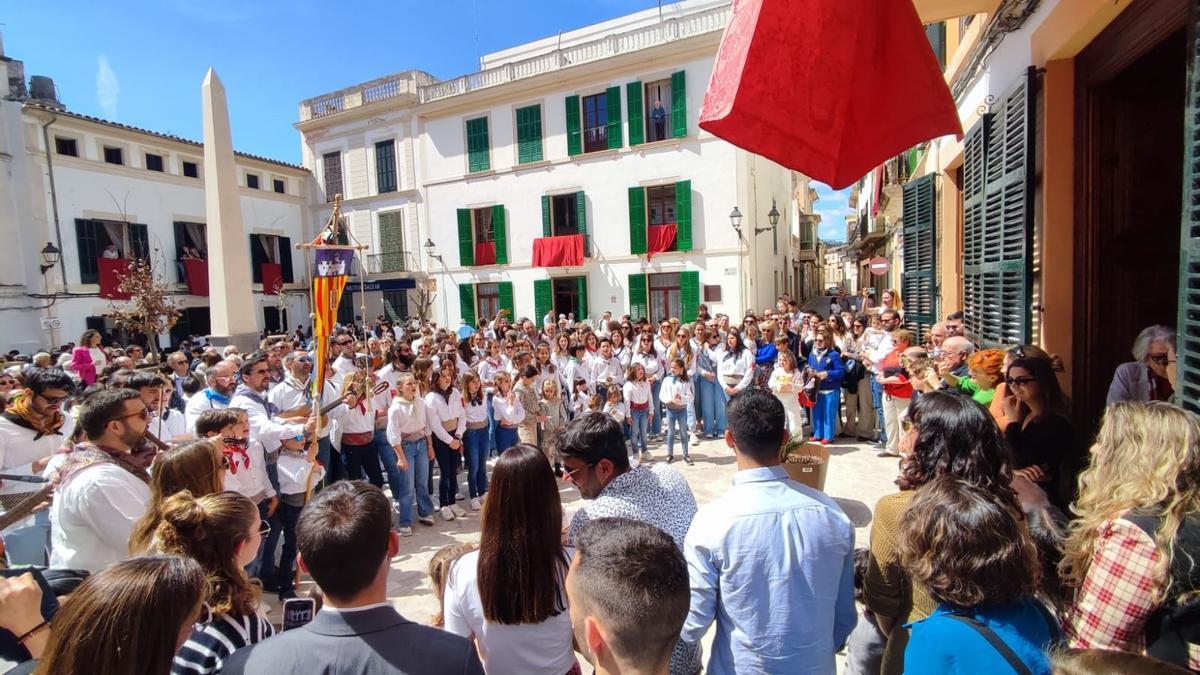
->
[631, 350, 665, 383]
[221, 437, 275, 501]
[49, 462, 150, 572]
[0, 417, 64, 493]
[659, 375, 694, 408]
[150, 409, 189, 443]
[386, 396, 428, 446]
[184, 390, 228, 435]
[622, 380, 652, 407]
[717, 349, 755, 393]
[229, 387, 306, 455]
[268, 378, 345, 439]
[424, 390, 465, 444]
[277, 452, 324, 497]
[492, 392, 525, 426]
[587, 354, 624, 390]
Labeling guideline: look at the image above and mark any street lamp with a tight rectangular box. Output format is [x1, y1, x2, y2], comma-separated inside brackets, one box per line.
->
[729, 203, 777, 237]
[40, 242, 60, 275]
[424, 238, 442, 263]
[767, 199, 781, 228]
[729, 207, 744, 234]
[423, 238, 448, 326]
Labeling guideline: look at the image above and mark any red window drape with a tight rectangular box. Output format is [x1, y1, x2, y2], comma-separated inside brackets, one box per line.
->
[183, 258, 209, 296]
[98, 258, 131, 300]
[533, 234, 584, 267]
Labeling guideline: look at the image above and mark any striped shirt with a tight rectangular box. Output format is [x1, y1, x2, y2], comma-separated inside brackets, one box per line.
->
[172, 611, 275, 675]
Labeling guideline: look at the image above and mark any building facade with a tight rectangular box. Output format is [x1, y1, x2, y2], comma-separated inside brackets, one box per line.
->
[0, 39, 311, 353]
[296, 0, 795, 328]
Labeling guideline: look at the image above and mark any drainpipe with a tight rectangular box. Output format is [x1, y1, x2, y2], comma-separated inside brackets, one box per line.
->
[39, 112, 67, 288]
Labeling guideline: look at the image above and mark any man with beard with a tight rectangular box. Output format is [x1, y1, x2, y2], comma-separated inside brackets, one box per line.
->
[48, 389, 152, 572]
[263, 337, 290, 385]
[269, 349, 347, 484]
[124, 371, 189, 443]
[184, 360, 238, 431]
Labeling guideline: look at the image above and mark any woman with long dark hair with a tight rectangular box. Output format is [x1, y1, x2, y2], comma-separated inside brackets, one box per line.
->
[425, 367, 467, 522]
[1002, 356, 1075, 507]
[863, 391, 1017, 675]
[718, 329, 755, 400]
[443, 444, 577, 674]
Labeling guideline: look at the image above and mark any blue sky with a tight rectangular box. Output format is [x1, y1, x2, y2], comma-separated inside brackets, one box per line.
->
[813, 183, 853, 242]
[3, 0, 848, 238]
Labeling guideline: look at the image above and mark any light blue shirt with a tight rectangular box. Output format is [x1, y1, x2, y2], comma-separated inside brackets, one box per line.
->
[682, 465, 856, 675]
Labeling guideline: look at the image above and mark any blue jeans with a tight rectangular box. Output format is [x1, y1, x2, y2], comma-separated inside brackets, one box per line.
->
[463, 427, 489, 498]
[630, 408, 649, 453]
[274, 501, 302, 594]
[650, 379, 664, 435]
[495, 425, 519, 455]
[4, 511, 50, 567]
[431, 436, 461, 508]
[398, 439, 434, 523]
[870, 376, 887, 444]
[698, 376, 727, 437]
[665, 408, 689, 458]
[486, 392, 498, 455]
[374, 429, 406, 506]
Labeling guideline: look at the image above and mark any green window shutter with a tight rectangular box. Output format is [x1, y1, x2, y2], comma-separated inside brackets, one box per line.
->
[566, 96, 582, 156]
[1177, 17, 1200, 413]
[492, 205, 508, 265]
[541, 195, 552, 237]
[962, 69, 1033, 348]
[576, 275, 589, 322]
[902, 174, 937, 343]
[670, 70, 687, 138]
[680, 271, 700, 323]
[534, 279, 553, 322]
[498, 282, 515, 318]
[575, 191, 587, 235]
[606, 86, 622, 150]
[675, 180, 692, 251]
[459, 284, 477, 327]
[628, 186, 647, 255]
[516, 105, 543, 164]
[457, 208, 474, 267]
[466, 117, 490, 173]
[627, 81, 644, 146]
[628, 273, 648, 321]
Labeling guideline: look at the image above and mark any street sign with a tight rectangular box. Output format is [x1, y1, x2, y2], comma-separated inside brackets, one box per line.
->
[869, 256, 890, 276]
[40, 317, 61, 331]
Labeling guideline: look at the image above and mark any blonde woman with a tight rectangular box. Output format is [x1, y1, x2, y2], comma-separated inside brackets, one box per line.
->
[769, 349, 807, 438]
[1061, 402, 1200, 671]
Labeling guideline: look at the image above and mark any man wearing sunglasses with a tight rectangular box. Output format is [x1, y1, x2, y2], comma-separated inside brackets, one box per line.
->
[185, 360, 238, 432]
[48, 389, 152, 572]
[269, 350, 347, 484]
[330, 331, 361, 387]
[1106, 324, 1177, 404]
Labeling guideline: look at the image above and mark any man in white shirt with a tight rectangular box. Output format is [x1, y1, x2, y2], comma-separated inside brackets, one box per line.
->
[125, 371, 189, 442]
[331, 332, 360, 388]
[184, 360, 237, 432]
[866, 310, 901, 453]
[596, 311, 614, 338]
[269, 350, 347, 483]
[48, 388, 152, 572]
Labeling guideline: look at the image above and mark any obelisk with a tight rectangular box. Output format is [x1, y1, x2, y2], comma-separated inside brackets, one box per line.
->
[201, 68, 258, 351]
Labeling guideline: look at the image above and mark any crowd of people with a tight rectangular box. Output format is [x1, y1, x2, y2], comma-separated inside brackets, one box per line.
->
[0, 294, 1190, 674]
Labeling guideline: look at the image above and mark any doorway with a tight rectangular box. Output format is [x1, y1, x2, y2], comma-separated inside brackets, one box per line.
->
[1074, 0, 1188, 428]
[552, 278, 580, 319]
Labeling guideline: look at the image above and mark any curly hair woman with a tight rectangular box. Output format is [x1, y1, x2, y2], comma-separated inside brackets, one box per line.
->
[1061, 402, 1200, 671]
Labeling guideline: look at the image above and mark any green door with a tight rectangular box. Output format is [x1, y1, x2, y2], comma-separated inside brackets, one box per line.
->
[902, 174, 937, 343]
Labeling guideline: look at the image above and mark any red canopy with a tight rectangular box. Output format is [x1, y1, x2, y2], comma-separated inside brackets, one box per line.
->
[699, 0, 962, 189]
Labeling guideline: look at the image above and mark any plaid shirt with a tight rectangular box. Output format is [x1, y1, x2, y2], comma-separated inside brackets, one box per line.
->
[1064, 516, 1200, 669]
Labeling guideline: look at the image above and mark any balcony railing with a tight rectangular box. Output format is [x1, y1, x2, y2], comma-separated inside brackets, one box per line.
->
[367, 252, 416, 275]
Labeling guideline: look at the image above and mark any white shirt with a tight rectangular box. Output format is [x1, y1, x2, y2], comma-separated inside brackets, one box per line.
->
[424, 390, 465, 444]
[623, 380, 653, 407]
[631, 350, 665, 383]
[268, 378, 346, 439]
[659, 375, 694, 408]
[49, 462, 150, 572]
[150, 409, 189, 443]
[184, 390, 229, 435]
[717, 349, 755, 393]
[0, 417, 64, 494]
[476, 357, 505, 396]
[444, 549, 577, 675]
[222, 437, 274, 501]
[277, 451, 324, 496]
[587, 353, 624, 390]
[603, 401, 626, 424]
[386, 396, 427, 446]
[229, 388, 306, 455]
[464, 396, 488, 425]
[492, 392, 525, 426]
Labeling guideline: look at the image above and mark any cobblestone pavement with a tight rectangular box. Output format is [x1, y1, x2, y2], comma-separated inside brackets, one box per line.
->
[264, 434, 901, 672]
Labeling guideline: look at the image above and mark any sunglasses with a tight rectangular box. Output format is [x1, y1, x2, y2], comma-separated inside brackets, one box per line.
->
[222, 436, 249, 448]
[336, 340, 353, 346]
[562, 462, 592, 482]
[1149, 353, 1171, 367]
[113, 408, 151, 423]
[1005, 376, 1036, 387]
[258, 520, 272, 536]
[36, 392, 68, 406]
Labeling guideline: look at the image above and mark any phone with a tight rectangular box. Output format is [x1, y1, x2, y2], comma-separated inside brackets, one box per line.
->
[282, 597, 317, 631]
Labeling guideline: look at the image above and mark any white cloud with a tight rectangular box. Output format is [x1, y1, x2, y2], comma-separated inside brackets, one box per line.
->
[96, 55, 119, 119]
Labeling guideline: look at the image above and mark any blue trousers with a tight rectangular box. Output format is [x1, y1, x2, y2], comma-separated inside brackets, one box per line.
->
[274, 501, 302, 594]
[398, 439, 434, 523]
[870, 377, 887, 443]
[813, 389, 841, 441]
[374, 429, 406, 507]
[463, 427, 489, 498]
[630, 408, 649, 453]
[665, 408, 690, 458]
[431, 436, 461, 508]
[698, 376, 727, 437]
[650, 379, 664, 435]
[495, 425, 519, 455]
[486, 392, 498, 454]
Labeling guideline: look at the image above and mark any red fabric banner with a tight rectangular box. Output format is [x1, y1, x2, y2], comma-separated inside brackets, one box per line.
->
[261, 263, 282, 295]
[533, 234, 584, 267]
[698, 0, 963, 189]
[474, 242, 497, 266]
[98, 258, 131, 300]
[647, 225, 677, 260]
[182, 258, 209, 296]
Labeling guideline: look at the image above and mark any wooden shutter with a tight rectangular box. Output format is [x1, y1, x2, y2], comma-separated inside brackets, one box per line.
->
[75, 218, 100, 284]
[498, 281, 515, 319]
[492, 205, 508, 265]
[459, 284, 476, 327]
[375, 140, 397, 193]
[249, 234, 264, 283]
[457, 209, 474, 267]
[680, 270, 700, 322]
[566, 95, 582, 156]
[279, 235, 294, 283]
[534, 279, 553, 322]
[675, 180, 692, 251]
[606, 86, 622, 150]
[628, 273, 648, 320]
[322, 152, 342, 202]
[173, 222, 187, 282]
[466, 117, 490, 173]
[575, 191, 587, 236]
[962, 69, 1033, 347]
[516, 105, 543, 164]
[670, 70, 687, 138]
[577, 275, 589, 322]
[1177, 12, 1200, 413]
[628, 186, 647, 254]
[902, 175, 937, 342]
[627, 81, 644, 146]
[541, 196, 552, 237]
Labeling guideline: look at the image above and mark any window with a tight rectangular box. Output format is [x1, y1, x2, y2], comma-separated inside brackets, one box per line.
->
[582, 93, 608, 153]
[704, 285, 722, 302]
[629, 181, 691, 255]
[174, 221, 207, 282]
[103, 146, 123, 165]
[472, 207, 494, 244]
[375, 140, 397, 193]
[75, 219, 149, 283]
[643, 79, 672, 142]
[465, 117, 490, 173]
[249, 233, 295, 284]
[382, 290, 408, 321]
[800, 222, 815, 250]
[376, 211, 405, 273]
[273, 178, 286, 194]
[648, 273, 681, 324]
[323, 151, 343, 202]
[182, 161, 199, 178]
[476, 283, 500, 323]
[550, 194, 578, 236]
[647, 185, 677, 225]
[515, 105, 543, 164]
[145, 153, 164, 172]
[458, 206, 507, 266]
[246, 173, 260, 189]
[55, 137, 77, 157]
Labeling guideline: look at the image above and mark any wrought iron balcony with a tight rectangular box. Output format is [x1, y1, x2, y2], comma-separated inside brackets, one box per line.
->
[367, 252, 414, 275]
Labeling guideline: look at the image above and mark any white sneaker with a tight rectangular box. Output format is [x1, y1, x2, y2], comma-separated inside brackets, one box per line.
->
[469, 498, 481, 511]
[399, 526, 414, 537]
[440, 506, 455, 521]
[691, 437, 701, 446]
[451, 504, 467, 518]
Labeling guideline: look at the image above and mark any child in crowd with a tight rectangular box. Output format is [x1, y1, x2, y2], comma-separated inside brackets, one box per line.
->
[587, 393, 604, 414]
[941, 348, 1005, 406]
[570, 377, 590, 419]
[659, 358, 694, 465]
[195, 408, 273, 524]
[603, 386, 626, 430]
[491, 371, 523, 453]
[427, 542, 478, 628]
[623, 363, 653, 461]
[514, 364, 541, 447]
[272, 433, 323, 601]
[539, 378, 568, 474]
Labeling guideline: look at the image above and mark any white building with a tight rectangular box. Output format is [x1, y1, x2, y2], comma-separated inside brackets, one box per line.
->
[0, 38, 312, 353]
[296, 0, 793, 328]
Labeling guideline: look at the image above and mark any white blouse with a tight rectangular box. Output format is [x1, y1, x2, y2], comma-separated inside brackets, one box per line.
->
[717, 348, 755, 393]
[423, 389, 465, 444]
[492, 391, 526, 426]
[622, 380, 653, 407]
[386, 396, 427, 445]
[659, 375, 694, 408]
[631, 350, 665, 382]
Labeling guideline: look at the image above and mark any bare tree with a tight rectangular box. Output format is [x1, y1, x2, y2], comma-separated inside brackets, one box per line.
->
[106, 258, 181, 360]
[408, 279, 437, 324]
